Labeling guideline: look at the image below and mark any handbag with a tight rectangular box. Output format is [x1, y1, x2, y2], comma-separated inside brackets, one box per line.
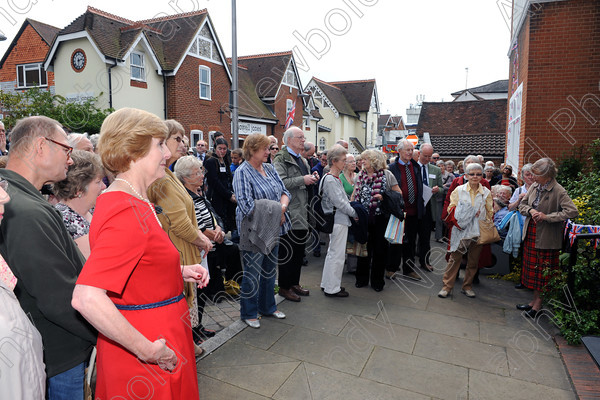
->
[384, 213, 405, 244]
[477, 219, 500, 245]
[312, 174, 335, 234]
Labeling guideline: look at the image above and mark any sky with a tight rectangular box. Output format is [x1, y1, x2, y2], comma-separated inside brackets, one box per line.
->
[0, 0, 513, 120]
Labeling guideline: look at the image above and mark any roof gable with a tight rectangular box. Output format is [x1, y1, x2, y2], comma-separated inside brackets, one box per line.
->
[307, 77, 356, 117]
[0, 18, 60, 69]
[234, 51, 293, 99]
[416, 99, 507, 136]
[329, 79, 376, 113]
[45, 6, 218, 73]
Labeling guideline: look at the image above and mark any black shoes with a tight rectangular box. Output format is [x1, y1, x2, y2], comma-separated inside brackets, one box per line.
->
[515, 283, 525, 289]
[516, 304, 532, 311]
[524, 309, 539, 318]
[355, 282, 367, 288]
[324, 289, 349, 297]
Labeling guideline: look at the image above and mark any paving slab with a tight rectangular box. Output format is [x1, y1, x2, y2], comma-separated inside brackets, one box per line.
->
[274, 362, 430, 400]
[200, 361, 300, 397]
[232, 317, 293, 350]
[413, 330, 509, 376]
[338, 316, 420, 355]
[301, 287, 383, 319]
[479, 320, 560, 357]
[269, 326, 373, 376]
[378, 303, 481, 341]
[426, 293, 506, 325]
[467, 369, 577, 400]
[361, 346, 469, 399]
[198, 374, 270, 400]
[506, 347, 572, 391]
[198, 340, 296, 369]
[275, 298, 351, 335]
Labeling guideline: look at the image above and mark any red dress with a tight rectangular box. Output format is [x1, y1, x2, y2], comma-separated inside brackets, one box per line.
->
[77, 192, 198, 399]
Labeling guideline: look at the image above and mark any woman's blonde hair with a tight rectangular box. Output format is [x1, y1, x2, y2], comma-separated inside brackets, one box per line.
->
[98, 108, 168, 174]
[360, 149, 387, 171]
[242, 133, 270, 161]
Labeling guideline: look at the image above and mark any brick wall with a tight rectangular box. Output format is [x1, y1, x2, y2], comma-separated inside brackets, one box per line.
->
[512, 0, 600, 167]
[166, 56, 231, 141]
[271, 85, 305, 145]
[0, 23, 55, 89]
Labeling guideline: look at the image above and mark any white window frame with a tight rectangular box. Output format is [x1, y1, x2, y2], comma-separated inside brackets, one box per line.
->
[130, 52, 146, 82]
[199, 66, 211, 100]
[319, 137, 326, 151]
[16, 63, 47, 89]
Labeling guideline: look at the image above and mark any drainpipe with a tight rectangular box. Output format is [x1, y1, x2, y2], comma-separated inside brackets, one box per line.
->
[107, 58, 117, 109]
[162, 71, 168, 119]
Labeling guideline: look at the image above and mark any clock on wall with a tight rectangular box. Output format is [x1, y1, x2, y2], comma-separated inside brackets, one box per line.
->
[71, 49, 86, 72]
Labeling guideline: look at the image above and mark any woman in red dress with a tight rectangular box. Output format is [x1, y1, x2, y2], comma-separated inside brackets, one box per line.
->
[72, 108, 209, 399]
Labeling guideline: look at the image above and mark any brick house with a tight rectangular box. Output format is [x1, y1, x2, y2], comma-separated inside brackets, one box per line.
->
[305, 77, 379, 154]
[229, 51, 306, 146]
[507, 0, 600, 169]
[416, 99, 507, 164]
[0, 18, 60, 118]
[43, 7, 235, 145]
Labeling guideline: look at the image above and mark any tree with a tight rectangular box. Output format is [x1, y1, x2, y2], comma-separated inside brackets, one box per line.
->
[0, 87, 112, 133]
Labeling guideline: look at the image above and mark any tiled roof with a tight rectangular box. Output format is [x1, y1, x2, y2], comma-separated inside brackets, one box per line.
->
[310, 109, 323, 119]
[56, 7, 208, 70]
[451, 79, 509, 96]
[0, 18, 60, 69]
[311, 77, 356, 117]
[416, 99, 507, 136]
[229, 51, 293, 98]
[28, 19, 61, 45]
[235, 65, 276, 121]
[430, 134, 506, 158]
[378, 114, 391, 128]
[329, 79, 376, 112]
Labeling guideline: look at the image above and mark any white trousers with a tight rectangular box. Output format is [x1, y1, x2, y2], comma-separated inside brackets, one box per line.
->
[321, 224, 349, 294]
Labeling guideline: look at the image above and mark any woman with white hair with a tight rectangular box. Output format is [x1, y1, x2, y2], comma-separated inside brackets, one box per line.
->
[320, 145, 357, 297]
[516, 158, 577, 317]
[438, 162, 493, 298]
[508, 164, 534, 211]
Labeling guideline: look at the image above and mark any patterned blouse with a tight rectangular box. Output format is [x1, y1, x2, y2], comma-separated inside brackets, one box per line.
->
[55, 203, 90, 240]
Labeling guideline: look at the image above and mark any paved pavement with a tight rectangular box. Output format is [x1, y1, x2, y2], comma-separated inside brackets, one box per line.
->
[196, 240, 576, 399]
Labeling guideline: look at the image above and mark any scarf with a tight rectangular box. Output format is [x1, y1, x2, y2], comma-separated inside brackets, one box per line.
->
[356, 168, 386, 218]
[532, 180, 551, 209]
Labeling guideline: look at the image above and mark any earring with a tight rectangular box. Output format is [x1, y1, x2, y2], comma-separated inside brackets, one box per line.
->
[77, 193, 82, 198]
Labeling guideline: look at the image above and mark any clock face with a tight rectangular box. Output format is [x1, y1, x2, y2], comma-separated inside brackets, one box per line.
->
[71, 49, 86, 72]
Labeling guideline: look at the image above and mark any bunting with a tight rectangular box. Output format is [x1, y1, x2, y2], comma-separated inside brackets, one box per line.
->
[565, 219, 600, 249]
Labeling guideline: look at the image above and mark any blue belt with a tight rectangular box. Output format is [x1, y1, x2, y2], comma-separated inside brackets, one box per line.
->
[115, 293, 185, 311]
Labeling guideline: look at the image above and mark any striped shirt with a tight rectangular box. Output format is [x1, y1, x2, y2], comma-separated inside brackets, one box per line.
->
[232, 161, 291, 236]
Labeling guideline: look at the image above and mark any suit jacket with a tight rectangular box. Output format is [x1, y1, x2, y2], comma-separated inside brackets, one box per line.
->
[388, 159, 425, 219]
[419, 162, 443, 221]
[192, 148, 207, 161]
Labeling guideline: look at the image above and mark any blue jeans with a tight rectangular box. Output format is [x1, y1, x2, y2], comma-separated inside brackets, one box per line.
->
[47, 361, 85, 400]
[240, 245, 278, 320]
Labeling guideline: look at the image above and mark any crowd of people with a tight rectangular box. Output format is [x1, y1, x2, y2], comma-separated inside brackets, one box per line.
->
[0, 114, 579, 399]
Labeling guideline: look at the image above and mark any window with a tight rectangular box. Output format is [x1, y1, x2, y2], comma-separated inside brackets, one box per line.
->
[130, 52, 145, 81]
[16, 64, 47, 88]
[319, 137, 326, 151]
[199, 66, 211, 100]
[304, 117, 310, 129]
[286, 99, 293, 115]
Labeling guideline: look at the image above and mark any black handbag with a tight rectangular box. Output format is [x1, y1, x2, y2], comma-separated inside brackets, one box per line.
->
[312, 174, 335, 234]
[382, 190, 405, 221]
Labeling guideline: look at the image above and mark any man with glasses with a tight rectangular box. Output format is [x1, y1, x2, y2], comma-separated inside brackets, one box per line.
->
[273, 126, 318, 302]
[431, 153, 440, 165]
[0, 116, 96, 399]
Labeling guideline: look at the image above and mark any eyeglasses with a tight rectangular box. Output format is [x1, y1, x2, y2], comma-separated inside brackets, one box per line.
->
[432, 157, 440, 160]
[271, 147, 279, 151]
[467, 173, 483, 177]
[45, 137, 73, 158]
[0, 179, 8, 191]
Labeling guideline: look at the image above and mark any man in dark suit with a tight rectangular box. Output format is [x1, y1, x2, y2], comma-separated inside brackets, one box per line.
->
[416, 143, 443, 272]
[192, 140, 207, 162]
[387, 139, 424, 280]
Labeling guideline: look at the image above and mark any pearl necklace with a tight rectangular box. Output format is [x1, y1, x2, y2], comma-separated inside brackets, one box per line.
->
[114, 178, 162, 227]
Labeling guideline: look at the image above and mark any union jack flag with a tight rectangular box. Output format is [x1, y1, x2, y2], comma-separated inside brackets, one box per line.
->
[284, 100, 296, 129]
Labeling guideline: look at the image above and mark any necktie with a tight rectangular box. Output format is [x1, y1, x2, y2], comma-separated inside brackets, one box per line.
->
[405, 163, 416, 204]
[422, 164, 428, 186]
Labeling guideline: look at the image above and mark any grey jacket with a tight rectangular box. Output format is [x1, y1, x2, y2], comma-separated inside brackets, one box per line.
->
[239, 199, 282, 254]
[519, 179, 578, 249]
[321, 174, 357, 226]
[273, 146, 311, 230]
